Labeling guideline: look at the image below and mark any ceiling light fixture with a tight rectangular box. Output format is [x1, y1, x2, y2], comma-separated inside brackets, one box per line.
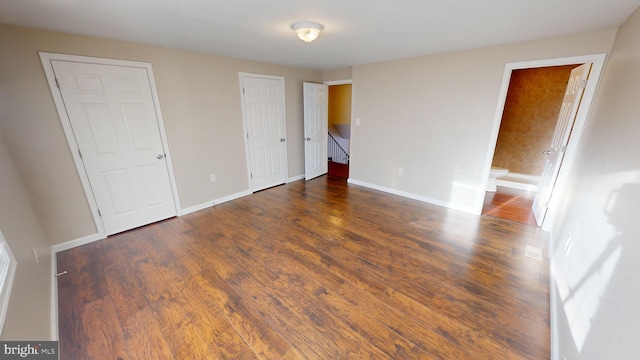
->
[291, 21, 324, 43]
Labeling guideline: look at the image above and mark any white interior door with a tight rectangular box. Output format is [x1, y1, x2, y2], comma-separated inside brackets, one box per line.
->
[52, 60, 177, 235]
[303, 82, 328, 180]
[532, 63, 592, 225]
[241, 75, 288, 191]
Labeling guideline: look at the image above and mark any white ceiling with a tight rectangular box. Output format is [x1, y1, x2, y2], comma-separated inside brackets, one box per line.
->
[1, 0, 639, 70]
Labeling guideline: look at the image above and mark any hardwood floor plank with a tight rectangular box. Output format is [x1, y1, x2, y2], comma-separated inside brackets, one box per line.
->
[211, 327, 261, 360]
[197, 227, 394, 359]
[121, 308, 174, 360]
[195, 269, 292, 359]
[56, 250, 88, 358]
[80, 298, 127, 359]
[151, 294, 219, 359]
[57, 175, 550, 360]
[102, 241, 148, 322]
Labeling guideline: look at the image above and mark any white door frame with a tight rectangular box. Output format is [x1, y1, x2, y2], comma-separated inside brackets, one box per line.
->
[478, 53, 607, 230]
[238, 72, 288, 192]
[39, 52, 181, 238]
[324, 80, 352, 86]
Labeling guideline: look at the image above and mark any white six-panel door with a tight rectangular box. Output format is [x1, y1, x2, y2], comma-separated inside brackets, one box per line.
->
[532, 63, 592, 226]
[51, 60, 177, 235]
[240, 75, 288, 191]
[303, 82, 328, 180]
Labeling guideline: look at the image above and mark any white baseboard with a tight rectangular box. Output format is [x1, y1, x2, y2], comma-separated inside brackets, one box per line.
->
[347, 178, 477, 214]
[49, 233, 104, 340]
[496, 172, 540, 192]
[52, 233, 104, 254]
[48, 188, 253, 341]
[287, 174, 304, 183]
[549, 234, 559, 360]
[179, 189, 252, 216]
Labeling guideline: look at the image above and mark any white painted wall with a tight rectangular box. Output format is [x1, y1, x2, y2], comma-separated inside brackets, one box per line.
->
[0, 135, 52, 339]
[349, 29, 617, 213]
[550, 7, 640, 360]
[0, 24, 322, 246]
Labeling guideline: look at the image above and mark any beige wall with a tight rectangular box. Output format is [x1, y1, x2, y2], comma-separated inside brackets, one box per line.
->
[0, 134, 52, 339]
[0, 24, 322, 246]
[550, 8, 640, 360]
[350, 28, 617, 212]
[493, 65, 576, 176]
[328, 84, 352, 127]
[323, 67, 352, 82]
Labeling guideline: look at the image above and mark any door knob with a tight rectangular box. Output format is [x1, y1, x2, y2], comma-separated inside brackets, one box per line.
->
[157, 154, 166, 159]
[280, 138, 286, 142]
[306, 137, 311, 141]
[542, 150, 551, 155]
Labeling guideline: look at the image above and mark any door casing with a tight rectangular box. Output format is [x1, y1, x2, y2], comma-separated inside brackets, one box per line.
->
[39, 52, 181, 239]
[479, 53, 607, 231]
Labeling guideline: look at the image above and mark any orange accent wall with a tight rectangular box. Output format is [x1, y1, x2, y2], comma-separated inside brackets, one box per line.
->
[328, 84, 352, 126]
[492, 65, 578, 176]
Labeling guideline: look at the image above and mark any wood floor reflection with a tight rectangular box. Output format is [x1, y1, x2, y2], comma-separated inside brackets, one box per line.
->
[482, 186, 539, 226]
[57, 175, 550, 359]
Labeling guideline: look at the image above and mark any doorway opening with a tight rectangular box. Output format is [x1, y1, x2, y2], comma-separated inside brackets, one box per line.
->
[482, 64, 580, 225]
[326, 82, 352, 179]
[480, 54, 606, 230]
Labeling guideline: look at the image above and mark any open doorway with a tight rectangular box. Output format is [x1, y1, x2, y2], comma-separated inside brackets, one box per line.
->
[482, 65, 580, 225]
[481, 54, 606, 229]
[327, 82, 352, 178]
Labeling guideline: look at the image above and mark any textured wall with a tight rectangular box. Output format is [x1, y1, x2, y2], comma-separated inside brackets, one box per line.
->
[492, 65, 576, 175]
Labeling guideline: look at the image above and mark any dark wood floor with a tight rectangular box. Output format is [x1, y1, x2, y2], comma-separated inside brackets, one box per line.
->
[57, 175, 550, 359]
[328, 160, 349, 178]
[482, 186, 538, 226]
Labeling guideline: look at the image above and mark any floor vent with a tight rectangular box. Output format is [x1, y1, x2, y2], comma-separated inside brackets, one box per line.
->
[524, 245, 543, 261]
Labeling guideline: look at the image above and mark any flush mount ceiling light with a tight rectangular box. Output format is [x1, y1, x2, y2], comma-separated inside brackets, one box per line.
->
[291, 21, 324, 43]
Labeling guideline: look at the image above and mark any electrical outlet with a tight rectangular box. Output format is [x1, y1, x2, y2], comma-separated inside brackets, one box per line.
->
[210, 173, 216, 182]
[398, 168, 404, 176]
[355, 118, 360, 126]
[31, 246, 40, 263]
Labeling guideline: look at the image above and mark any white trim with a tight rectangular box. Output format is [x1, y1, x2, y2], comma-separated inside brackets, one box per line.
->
[347, 178, 477, 214]
[495, 179, 539, 192]
[238, 72, 289, 192]
[179, 189, 252, 216]
[38, 52, 182, 238]
[549, 234, 559, 360]
[0, 230, 17, 338]
[50, 250, 58, 340]
[49, 232, 104, 341]
[323, 79, 352, 85]
[496, 172, 540, 192]
[52, 233, 104, 254]
[477, 53, 608, 229]
[287, 174, 304, 183]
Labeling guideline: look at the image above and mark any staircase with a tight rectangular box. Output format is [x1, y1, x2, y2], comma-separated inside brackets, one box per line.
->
[328, 132, 349, 178]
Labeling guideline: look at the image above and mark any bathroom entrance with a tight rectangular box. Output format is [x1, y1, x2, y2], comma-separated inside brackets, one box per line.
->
[483, 64, 580, 225]
[482, 54, 606, 227]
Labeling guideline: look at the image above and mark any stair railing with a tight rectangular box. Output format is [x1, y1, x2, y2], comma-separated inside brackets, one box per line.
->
[328, 132, 349, 164]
